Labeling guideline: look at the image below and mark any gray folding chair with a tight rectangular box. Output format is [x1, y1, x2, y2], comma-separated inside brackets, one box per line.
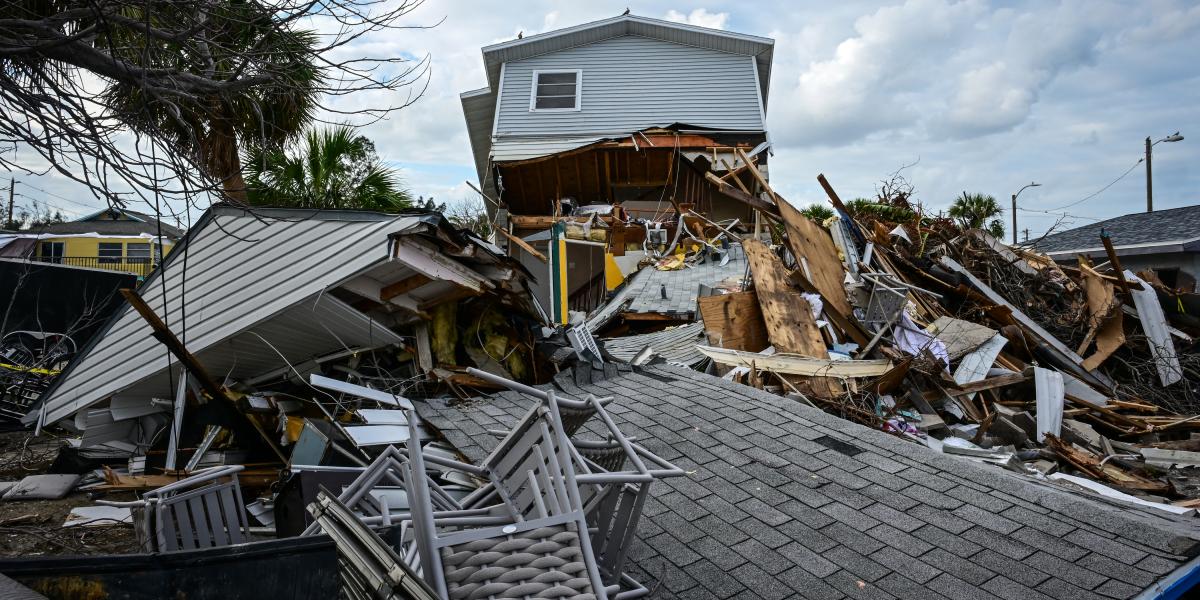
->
[308, 487, 440, 600]
[99, 465, 249, 552]
[406, 407, 611, 600]
[463, 368, 685, 597]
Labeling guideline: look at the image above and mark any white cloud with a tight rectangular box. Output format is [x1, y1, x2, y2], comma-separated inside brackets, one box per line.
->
[7, 0, 1200, 240]
[664, 9, 729, 29]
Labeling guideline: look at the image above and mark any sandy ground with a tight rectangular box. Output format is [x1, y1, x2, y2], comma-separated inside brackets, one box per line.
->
[0, 429, 140, 557]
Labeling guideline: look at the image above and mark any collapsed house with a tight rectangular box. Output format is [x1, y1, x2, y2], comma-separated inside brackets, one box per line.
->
[461, 14, 774, 322]
[25, 205, 542, 464]
[7, 12, 1200, 600]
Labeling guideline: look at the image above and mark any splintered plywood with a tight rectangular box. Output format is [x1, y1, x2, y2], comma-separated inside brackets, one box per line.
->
[698, 291, 769, 352]
[743, 239, 828, 359]
[776, 199, 854, 318]
[1080, 264, 1124, 372]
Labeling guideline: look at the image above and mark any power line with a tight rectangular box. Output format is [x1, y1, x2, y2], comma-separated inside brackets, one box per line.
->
[1041, 157, 1145, 212]
[15, 181, 106, 211]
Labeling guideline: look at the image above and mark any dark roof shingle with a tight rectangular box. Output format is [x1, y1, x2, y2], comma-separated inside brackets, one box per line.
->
[1034, 204, 1200, 254]
[415, 364, 1200, 599]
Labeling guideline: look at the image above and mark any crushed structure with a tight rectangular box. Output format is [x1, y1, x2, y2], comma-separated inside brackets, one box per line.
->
[5, 12, 1200, 600]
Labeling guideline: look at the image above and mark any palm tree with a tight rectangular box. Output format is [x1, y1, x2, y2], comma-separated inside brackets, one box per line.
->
[244, 125, 411, 211]
[800, 204, 835, 222]
[101, 5, 322, 201]
[949, 192, 1005, 238]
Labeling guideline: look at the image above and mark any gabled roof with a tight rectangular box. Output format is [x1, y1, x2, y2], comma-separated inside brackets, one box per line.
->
[1035, 204, 1200, 257]
[28, 206, 423, 426]
[37, 208, 186, 239]
[418, 364, 1200, 600]
[478, 14, 773, 101]
[461, 14, 774, 190]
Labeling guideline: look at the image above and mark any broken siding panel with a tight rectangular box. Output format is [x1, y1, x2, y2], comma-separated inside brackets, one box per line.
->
[36, 209, 409, 425]
[495, 36, 763, 139]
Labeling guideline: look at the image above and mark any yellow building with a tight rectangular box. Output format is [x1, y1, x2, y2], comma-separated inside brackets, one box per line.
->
[24, 209, 183, 277]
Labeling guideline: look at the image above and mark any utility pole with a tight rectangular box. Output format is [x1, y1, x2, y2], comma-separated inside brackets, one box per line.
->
[6, 179, 13, 229]
[1146, 132, 1184, 213]
[1023, 228, 1029, 243]
[1145, 136, 1153, 213]
[1010, 182, 1041, 245]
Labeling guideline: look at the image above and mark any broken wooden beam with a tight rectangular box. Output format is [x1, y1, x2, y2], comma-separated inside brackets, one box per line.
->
[497, 227, 548, 263]
[697, 345, 892, 378]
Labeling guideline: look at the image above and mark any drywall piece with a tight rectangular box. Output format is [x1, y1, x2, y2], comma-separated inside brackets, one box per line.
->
[1035, 367, 1065, 443]
[1125, 270, 1182, 386]
[357, 409, 409, 426]
[1049, 473, 1195, 517]
[309, 374, 414, 409]
[63, 505, 133, 528]
[928, 317, 998, 360]
[696, 346, 892, 378]
[953, 334, 1008, 389]
[4, 474, 80, 501]
[939, 256, 1113, 390]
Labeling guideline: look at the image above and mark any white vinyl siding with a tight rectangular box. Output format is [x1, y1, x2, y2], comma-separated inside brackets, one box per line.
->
[35, 208, 410, 425]
[495, 36, 764, 138]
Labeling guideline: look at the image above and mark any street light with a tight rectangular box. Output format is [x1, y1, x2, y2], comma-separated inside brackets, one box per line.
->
[1146, 132, 1184, 213]
[1011, 181, 1041, 245]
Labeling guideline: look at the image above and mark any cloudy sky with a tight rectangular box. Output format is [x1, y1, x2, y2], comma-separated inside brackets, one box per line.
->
[13, 0, 1200, 239]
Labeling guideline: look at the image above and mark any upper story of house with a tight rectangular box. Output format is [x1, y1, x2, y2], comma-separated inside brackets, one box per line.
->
[461, 14, 774, 187]
[0, 208, 184, 277]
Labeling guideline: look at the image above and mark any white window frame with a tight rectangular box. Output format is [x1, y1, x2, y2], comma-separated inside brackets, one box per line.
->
[528, 69, 582, 112]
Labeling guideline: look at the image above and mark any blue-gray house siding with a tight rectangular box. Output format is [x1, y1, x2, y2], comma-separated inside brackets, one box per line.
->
[493, 35, 765, 140]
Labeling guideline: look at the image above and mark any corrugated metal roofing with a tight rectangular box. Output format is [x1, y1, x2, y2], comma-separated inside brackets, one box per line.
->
[31, 206, 416, 426]
[602, 322, 707, 366]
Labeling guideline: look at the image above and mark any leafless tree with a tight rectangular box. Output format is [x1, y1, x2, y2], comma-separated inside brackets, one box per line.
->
[0, 0, 433, 213]
[444, 195, 492, 238]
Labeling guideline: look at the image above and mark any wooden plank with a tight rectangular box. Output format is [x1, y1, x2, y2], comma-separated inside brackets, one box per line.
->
[704, 172, 780, 217]
[380, 273, 431, 300]
[697, 291, 769, 352]
[508, 215, 617, 228]
[743, 239, 827, 359]
[946, 372, 1029, 395]
[775, 193, 856, 318]
[121, 289, 224, 400]
[497, 227, 548, 263]
[698, 346, 892, 378]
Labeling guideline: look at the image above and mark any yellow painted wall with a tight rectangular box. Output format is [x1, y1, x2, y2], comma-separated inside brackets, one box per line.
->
[35, 236, 175, 276]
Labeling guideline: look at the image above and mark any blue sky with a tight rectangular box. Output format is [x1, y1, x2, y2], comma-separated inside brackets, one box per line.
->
[10, 0, 1200, 239]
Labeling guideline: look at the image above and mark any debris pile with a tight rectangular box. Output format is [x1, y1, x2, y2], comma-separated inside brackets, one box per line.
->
[664, 165, 1200, 514]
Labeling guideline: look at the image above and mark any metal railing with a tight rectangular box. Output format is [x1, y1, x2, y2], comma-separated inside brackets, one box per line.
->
[28, 255, 158, 277]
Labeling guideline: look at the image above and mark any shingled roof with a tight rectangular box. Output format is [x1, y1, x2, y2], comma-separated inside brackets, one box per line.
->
[588, 246, 747, 329]
[1035, 204, 1200, 257]
[416, 364, 1200, 600]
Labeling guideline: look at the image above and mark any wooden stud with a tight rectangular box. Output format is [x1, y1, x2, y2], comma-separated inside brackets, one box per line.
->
[380, 274, 432, 300]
